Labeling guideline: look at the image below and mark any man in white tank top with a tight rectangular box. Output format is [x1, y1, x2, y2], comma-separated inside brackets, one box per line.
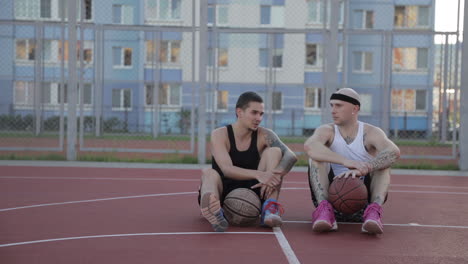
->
[304, 88, 400, 234]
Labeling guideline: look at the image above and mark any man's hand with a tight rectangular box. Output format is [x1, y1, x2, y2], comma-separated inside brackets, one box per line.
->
[334, 169, 363, 179]
[251, 169, 282, 188]
[251, 169, 283, 198]
[342, 159, 372, 176]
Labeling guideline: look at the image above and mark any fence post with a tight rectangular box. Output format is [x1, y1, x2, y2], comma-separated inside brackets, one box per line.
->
[198, 0, 208, 164]
[321, 0, 340, 124]
[67, 0, 78, 161]
[458, 0, 468, 170]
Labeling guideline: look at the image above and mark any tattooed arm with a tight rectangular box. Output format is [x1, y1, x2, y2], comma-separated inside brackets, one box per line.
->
[364, 125, 401, 173]
[262, 128, 298, 176]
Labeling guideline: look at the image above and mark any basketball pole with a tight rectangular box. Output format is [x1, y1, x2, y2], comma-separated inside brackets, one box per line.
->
[459, 0, 468, 170]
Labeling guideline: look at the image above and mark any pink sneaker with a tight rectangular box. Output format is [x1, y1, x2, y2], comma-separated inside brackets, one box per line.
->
[362, 203, 384, 234]
[312, 200, 337, 232]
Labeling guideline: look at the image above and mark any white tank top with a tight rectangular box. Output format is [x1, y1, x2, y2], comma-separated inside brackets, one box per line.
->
[330, 121, 373, 176]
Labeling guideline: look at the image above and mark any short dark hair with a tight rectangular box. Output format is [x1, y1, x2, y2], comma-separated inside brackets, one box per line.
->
[235, 91, 263, 118]
[235, 91, 263, 111]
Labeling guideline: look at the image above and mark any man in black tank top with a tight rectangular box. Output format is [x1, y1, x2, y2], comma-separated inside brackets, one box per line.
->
[198, 92, 297, 232]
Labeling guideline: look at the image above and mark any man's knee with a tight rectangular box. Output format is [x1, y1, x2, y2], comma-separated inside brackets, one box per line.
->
[201, 168, 221, 182]
[262, 147, 282, 159]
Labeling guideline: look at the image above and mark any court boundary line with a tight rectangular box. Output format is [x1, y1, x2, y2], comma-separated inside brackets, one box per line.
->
[0, 192, 197, 212]
[0, 160, 466, 176]
[2, 188, 468, 212]
[281, 187, 468, 195]
[0, 176, 199, 182]
[2, 176, 468, 191]
[284, 221, 468, 229]
[0, 231, 274, 248]
[273, 227, 300, 264]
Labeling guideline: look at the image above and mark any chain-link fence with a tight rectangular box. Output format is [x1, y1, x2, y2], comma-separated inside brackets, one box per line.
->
[0, 0, 464, 164]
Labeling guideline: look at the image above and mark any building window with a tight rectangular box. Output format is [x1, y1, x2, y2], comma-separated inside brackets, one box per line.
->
[394, 5, 430, 28]
[160, 41, 181, 64]
[216, 90, 228, 111]
[145, 40, 156, 64]
[14, 81, 34, 106]
[159, 83, 181, 106]
[260, 4, 284, 27]
[354, 10, 374, 29]
[208, 48, 228, 67]
[113, 47, 132, 68]
[208, 4, 228, 26]
[272, 92, 282, 111]
[307, 0, 344, 26]
[112, 89, 132, 110]
[391, 89, 426, 112]
[113, 4, 134, 24]
[306, 44, 322, 67]
[305, 87, 322, 109]
[58, 41, 93, 64]
[145, 40, 181, 65]
[15, 0, 92, 20]
[260, 48, 283, 68]
[359, 93, 372, 114]
[353, 51, 373, 72]
[307, 0, 325, 24]
[393, 47, 428, 72]
[59, 0, 92, 20]
[145, 83, 181, 106]
[145, 0, 181, 21]
[58, 83, 93, 105]
[16, 39, 36, 61]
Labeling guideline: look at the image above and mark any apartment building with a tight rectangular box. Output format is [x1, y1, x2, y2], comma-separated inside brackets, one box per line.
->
[0, 0, 435, 136]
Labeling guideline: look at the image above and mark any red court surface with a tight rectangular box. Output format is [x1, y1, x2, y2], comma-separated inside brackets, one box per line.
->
[1, 162, 468, 264]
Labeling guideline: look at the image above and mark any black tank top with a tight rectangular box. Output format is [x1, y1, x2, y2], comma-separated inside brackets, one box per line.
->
[212, 124, 261, 178]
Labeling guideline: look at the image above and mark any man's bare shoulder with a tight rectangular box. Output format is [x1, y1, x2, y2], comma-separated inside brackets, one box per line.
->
[314, 123, 334, 135]
[257, 126, 275, 137]
[257, 126, 277, 145]
[211, 126, 228, 141]
[363, 123, 385, 136]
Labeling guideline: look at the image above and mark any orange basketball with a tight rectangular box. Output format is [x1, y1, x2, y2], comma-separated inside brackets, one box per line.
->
[328, 177, 368, 215]
[223, 188, 261, 226]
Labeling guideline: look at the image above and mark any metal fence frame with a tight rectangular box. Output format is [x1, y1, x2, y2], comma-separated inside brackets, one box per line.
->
[0, 0, 465, 167]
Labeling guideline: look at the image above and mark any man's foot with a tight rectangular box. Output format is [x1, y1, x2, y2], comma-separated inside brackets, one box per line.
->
[312, 200, 337, 232]
[200, 193, 228, 232]
[361, 203, 384, 234]
[261, 199, 284, 228]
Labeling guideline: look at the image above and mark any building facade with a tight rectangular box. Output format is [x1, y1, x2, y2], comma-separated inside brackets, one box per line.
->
[0, 0, 435, 137]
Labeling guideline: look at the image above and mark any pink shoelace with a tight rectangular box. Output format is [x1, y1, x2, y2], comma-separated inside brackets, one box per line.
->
[363, 203, 382, 219]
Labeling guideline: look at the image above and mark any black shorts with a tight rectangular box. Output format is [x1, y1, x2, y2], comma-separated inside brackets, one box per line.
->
[197, 177, 263, 206]
[308, 167, 388, 222]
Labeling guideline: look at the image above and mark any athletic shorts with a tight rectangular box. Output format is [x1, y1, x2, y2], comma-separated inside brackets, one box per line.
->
[197, 177, 264, 206]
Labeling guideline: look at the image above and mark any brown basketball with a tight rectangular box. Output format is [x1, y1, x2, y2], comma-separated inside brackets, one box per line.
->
[223, 188, 261, 227]
[328, 177, 368, 215]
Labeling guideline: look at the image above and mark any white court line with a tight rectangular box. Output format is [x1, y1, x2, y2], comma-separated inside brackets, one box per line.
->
[0, 192, 197, 212]
[273, 227, 300, 264]
[2, 188, 468, 213]
[391, 184, 468, 190]
[282, 187, 468, 195]
[0, 176, 199, 182]
[0, 231, 274, 248]
[2, 177, 467, 191]
[390, 190, 468, 195]
[283, 220, 468, 229]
